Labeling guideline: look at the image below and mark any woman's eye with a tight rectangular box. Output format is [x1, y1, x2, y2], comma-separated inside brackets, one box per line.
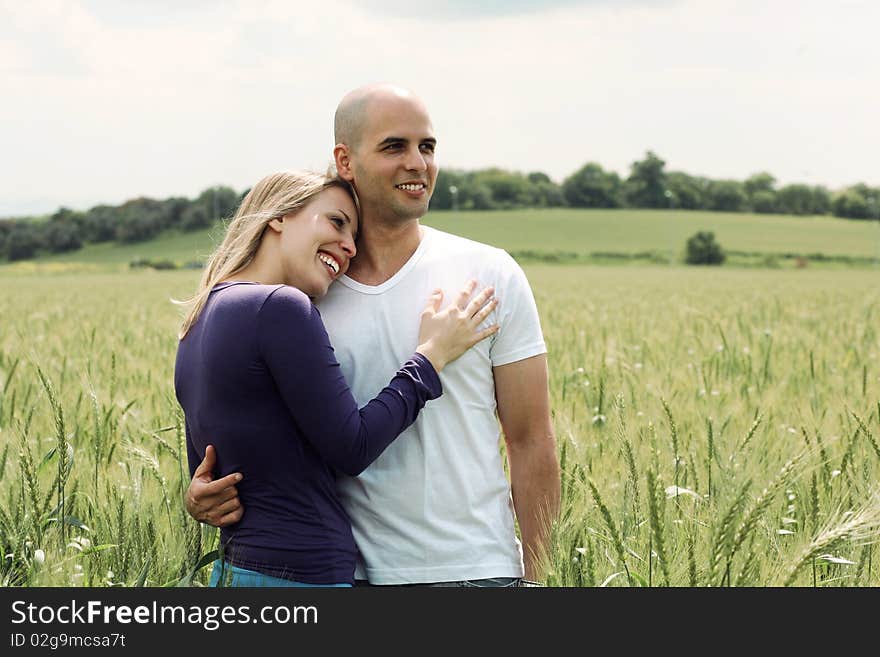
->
[330, 216, 345, 227]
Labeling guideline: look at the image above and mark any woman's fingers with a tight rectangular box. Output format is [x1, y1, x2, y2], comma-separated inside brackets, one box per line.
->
[465, 286, 495, 318]
[455, 279, 477, 310]
[471, 297, 499, 325]
[469, 323, 500, 346]
[423, 289, 443, 316]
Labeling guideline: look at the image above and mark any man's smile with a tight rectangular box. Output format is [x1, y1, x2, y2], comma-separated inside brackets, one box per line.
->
[395, 182, 427, 196]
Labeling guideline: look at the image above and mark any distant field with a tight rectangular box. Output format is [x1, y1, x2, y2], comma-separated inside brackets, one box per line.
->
[428, 209, 880, 258]
[16, 208, 880, 269]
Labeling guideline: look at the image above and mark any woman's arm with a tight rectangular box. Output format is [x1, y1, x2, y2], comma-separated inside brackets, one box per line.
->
[257, 286, 441, 476]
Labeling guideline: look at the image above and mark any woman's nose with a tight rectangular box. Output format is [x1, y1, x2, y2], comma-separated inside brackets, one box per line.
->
[341, 236, 356, 258]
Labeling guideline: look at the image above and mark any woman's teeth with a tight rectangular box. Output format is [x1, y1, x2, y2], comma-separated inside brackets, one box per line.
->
[318, 253, 339, 274]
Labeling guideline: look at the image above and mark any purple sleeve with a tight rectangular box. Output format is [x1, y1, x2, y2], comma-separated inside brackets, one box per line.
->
[256, 286, 441, 476]
[185, 423, 200, 479]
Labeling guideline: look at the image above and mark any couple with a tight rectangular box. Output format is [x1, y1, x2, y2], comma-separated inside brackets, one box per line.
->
[175, 84, 560, 587]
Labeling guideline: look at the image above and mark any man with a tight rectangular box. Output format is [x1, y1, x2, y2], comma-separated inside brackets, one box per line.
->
[187, 84, 560, 585]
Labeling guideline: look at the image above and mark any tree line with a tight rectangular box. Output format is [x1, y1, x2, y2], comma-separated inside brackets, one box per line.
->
[0, 187, 241, 262]
[432, 152, 880, 219]
[1, 152, 878, 262]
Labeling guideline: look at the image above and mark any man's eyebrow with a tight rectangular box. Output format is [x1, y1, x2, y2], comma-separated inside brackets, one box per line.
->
[377, 136, 437, 147]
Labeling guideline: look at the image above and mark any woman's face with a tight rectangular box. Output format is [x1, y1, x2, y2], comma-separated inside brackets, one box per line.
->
[275, 186, 358, 298]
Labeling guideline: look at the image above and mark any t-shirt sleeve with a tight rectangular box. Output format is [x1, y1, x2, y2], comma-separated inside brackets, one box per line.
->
[256, 286, 442, 476]
[489, 251, 547, 367]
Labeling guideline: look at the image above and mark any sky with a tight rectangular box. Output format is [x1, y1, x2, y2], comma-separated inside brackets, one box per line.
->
[1, 0, 878, 217]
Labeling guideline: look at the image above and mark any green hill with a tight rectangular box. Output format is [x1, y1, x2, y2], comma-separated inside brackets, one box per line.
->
[12, 208, 880, 269]
[426, 209, 879, 258]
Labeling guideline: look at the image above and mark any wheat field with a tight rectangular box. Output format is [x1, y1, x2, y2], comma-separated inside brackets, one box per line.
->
[1, 265, 878, 586]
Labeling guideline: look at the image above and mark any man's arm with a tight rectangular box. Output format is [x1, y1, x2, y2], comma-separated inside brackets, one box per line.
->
[185, 445, 244, 527]
[494, 353, 560, 581]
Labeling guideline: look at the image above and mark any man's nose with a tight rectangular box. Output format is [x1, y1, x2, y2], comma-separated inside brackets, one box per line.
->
[404, 147, 427, 172]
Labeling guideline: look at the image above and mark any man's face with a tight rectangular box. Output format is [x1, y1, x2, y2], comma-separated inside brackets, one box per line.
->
[348, 95, 438, 224]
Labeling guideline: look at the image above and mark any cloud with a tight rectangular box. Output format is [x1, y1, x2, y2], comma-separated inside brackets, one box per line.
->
[0, 0, 878, 216]
[346, 0, 672, 20]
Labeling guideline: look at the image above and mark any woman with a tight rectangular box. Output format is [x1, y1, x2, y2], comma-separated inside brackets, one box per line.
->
[174, 170, 497, 587]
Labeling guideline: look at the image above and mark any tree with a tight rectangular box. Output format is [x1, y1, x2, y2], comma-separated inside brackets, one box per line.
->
[706, 180, 746, 212]
[45, 221, 82, 253]
[665, 172, 707, 210]
[430, 169, 465, 210]
[524, 171, 565, 207]
[831, 189, 869, 219]
[116, 198, 168, 241]
[467, 183, 495, 210]
[562, 163, 621, 208]
[744, 172, 776, 198]
[115, 212, 162, 243]
[810, 186, 831, 215]
[472, 169, 532, 209]
[776, 184, 817, 215]
[685, 231, 725, 265]
[530, 181, 566, 207]
[5, 223, 41, 261]
[624, 151, 667, 208]
[198, 186, 240, 222]
[49, 207, 86, 230]
[45, 206, 84, 253]
[0, 222, 9, 255]
[163, 196, 190, 227]
[82, 205, 119, 243]
[181, 204, 211, 231]
[743, 172, 777, 213]
[751, 190, 777, 214]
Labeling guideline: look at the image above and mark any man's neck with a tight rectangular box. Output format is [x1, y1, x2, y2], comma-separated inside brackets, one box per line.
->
[346, 217, 424, 286]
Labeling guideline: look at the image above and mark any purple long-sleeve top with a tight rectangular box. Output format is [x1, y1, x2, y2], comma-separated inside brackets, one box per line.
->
[174, 282, 441, 584]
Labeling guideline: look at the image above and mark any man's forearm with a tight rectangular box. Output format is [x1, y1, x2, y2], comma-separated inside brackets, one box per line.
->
[507, 436, 561, 581]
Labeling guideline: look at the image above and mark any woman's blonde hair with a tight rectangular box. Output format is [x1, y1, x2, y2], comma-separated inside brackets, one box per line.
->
[177, 170, 357, 339]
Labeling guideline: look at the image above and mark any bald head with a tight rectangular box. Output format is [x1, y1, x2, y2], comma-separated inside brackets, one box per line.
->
[334, 83, 425, 152]
[332, 83, 437, 224]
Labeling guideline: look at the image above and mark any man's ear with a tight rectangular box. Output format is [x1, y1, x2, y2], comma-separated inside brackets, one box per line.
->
[333, 144, 355, 182]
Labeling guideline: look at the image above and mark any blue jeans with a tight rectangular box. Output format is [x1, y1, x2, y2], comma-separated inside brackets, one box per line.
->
[209, 560, 351, 587]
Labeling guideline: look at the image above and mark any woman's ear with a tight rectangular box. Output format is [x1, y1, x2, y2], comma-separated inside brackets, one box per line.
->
[267, 217, 284, 233]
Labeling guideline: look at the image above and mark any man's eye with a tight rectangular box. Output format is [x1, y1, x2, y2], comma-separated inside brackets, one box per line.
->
[420, 144, 435, 153]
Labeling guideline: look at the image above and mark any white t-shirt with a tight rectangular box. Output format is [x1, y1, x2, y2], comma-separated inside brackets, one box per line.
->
[315, 226, 547, 584]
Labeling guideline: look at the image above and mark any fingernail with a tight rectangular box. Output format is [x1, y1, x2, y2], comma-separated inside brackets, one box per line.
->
[234, 474, 243, 482]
